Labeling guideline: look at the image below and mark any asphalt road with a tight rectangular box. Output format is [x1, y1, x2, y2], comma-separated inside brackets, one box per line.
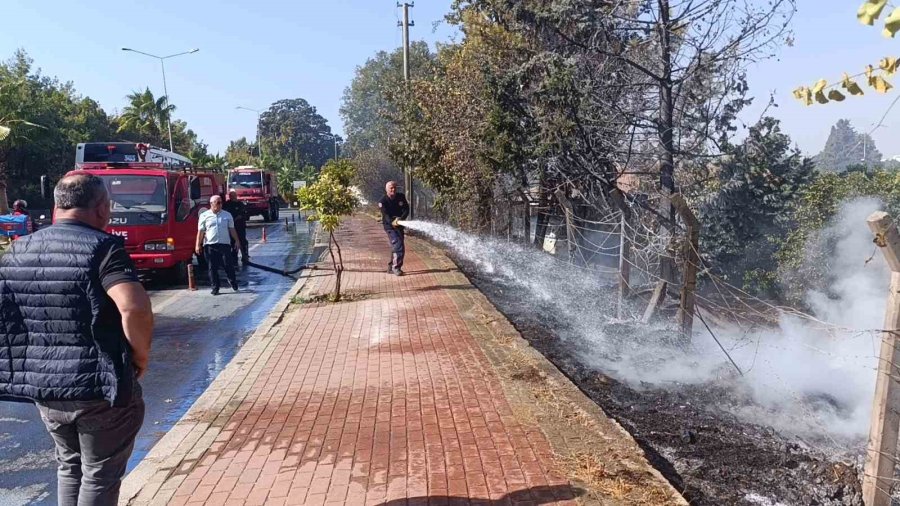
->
[0, 210, 315, 505]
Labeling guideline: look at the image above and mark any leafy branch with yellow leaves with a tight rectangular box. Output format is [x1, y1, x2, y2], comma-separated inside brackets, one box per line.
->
[793, 57, 899, 105]
[858, 0, 900, 37]
[792, 0, 900, 106]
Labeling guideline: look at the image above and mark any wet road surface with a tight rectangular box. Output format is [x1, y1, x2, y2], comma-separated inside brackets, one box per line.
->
[0, 210, 314, 505]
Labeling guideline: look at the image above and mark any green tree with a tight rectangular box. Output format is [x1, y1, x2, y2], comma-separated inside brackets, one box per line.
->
[778, 169, 900, 302]
[340, 42, 436, 156]
[699, 117, 815, 295]
[0, 50, 115, 209]
[259, 98, 336, 169]
[224, 137, 256, 167]
[815, 119, 881, 172]
[297, 159, 358, 301]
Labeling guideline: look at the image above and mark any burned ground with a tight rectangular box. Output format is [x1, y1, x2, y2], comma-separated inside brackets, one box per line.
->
[450, 253, 866, 506]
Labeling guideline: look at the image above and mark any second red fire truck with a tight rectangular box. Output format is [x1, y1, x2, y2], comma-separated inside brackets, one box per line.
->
[227, 166, 281, 222]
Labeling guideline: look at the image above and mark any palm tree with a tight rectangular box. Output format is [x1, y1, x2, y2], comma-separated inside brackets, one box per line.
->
[210, 153, 228, 173]
[117, 88, 174, 147]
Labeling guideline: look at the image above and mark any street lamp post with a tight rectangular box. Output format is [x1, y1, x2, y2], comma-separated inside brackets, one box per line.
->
[236, 106, 264, 159]
[121, 47, 199, 152]
[326, 133, 339, 160]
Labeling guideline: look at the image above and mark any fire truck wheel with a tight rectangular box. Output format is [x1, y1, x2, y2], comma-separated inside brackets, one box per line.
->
[262, 210, 272, 222]
[167, 261, 189, 285]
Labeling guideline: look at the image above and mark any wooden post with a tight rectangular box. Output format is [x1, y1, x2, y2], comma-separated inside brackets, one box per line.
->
[672, 195, 699, 340]
[863, 211, 900, 506]
[610, 190, 632, 319]
[554, 189, 577, 261]
[641, 280, 667, 324]
[519, 189, 531, 245]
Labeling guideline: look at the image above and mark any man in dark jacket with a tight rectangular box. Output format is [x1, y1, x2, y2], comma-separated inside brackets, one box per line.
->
[223, 190, 249, 265]
[0, 174, 154, 506]
[378, 180, 409, 276]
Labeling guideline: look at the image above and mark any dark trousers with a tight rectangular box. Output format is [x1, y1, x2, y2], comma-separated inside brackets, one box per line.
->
[386, 228, 405, 270]
[36, 383, 144, 506]
[205, 244, 236, 289]
[231, 223, 249, 263]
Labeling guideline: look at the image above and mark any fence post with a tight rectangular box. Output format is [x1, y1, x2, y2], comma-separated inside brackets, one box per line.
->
[671, 195, 699, 341]
[863, 211, 900, 506]
[610, 190, 631, 319]
[554, 189, 577, 261]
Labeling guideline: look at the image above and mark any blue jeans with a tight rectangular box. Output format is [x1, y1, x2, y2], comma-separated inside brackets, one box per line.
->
[386, 228, 405, 270]
[36, 382, 144, 506]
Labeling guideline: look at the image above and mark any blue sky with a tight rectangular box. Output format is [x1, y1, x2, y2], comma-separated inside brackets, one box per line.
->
[2, 0, 900, 158]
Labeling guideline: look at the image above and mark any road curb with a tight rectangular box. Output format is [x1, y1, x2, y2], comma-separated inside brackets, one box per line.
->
[120, 225, 324, 505]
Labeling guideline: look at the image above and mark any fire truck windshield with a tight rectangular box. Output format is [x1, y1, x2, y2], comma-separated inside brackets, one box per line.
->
[101, 175, 167, 226]
[82, 143, 141, 163]
[229, 172, 262, 188]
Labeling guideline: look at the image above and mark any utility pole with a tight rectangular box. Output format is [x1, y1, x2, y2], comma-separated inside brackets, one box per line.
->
[399, 2, 415, 219]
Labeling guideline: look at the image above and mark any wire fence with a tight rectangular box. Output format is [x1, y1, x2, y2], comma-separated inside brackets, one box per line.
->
[434, 182, 900, 466]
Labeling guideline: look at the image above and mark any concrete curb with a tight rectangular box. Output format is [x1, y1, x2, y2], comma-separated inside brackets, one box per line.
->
[120, 226, 324, 505]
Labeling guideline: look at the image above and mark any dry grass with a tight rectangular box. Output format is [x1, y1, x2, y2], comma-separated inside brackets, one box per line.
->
[565, 453, 678, 505]
[510, 365, 547, 383]
[292, 291, 370, 304]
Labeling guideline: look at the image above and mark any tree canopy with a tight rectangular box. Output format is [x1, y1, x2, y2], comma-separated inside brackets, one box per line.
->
[259, 98, 339, 169]
[815, 119, 882, 172]
[0, 49, 220, 210]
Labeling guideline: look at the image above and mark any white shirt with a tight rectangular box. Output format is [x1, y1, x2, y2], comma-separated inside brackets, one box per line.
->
[198, 209, 234, 245]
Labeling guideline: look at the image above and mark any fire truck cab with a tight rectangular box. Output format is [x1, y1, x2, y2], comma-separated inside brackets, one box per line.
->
[64, 142, 226, 283]
[227, 166, 280, 222]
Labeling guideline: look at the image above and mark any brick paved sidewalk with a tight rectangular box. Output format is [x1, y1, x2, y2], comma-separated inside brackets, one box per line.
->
[121, 215, 685, 506]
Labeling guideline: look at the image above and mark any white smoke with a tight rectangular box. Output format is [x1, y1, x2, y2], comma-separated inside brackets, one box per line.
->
[401, 199, 886, 444]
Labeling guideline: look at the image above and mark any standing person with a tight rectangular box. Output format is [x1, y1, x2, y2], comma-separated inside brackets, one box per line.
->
[195, 195, 240, 295]
[378, 180, 409, 276]
[11, 199, 29, 217]
[223, 190, 249, 265]
[0, 174, 153, 506]
[9, 199, 34, 235]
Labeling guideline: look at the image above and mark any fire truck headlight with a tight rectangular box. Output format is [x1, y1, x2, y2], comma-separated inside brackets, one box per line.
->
[144, 242, 170, 252]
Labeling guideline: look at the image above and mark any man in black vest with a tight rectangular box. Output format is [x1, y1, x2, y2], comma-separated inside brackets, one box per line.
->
[0, 174, 153, 506]
[378, 180, 409, 276]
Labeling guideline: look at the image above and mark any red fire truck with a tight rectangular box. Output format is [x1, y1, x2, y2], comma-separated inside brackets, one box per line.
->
[65, 142, 226, 282]
[227, 166, 280, 222]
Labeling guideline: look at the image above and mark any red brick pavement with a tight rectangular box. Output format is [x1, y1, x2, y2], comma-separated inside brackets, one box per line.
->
[126, 216, 639, 505]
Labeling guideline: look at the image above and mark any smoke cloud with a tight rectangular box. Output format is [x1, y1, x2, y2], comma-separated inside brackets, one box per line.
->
[402, 199, 885, 446]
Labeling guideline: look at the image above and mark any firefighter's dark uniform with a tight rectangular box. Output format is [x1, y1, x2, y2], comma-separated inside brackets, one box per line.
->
[378, 192, 409, 274]
[223, 199, 249, 264]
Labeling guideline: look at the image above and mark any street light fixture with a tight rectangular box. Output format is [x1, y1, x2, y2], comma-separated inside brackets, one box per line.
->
[121, 47, 199, 152]
[324, 133, 340, 160]
[235, 106, 264, 159]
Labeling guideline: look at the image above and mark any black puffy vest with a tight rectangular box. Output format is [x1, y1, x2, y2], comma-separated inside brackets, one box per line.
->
[0, 221, 134, 406]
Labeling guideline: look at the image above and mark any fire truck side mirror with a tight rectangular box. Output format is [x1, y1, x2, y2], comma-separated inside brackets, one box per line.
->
[40, 175, 50, 201]
[189, 177, 202, 200]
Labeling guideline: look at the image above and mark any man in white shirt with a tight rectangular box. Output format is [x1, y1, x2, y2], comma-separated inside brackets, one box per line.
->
[195, 195, 240, 295]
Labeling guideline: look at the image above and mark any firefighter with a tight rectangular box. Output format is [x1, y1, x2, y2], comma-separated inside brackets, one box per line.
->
[378, 181, 409, 276]
[223, 190, 250, 265]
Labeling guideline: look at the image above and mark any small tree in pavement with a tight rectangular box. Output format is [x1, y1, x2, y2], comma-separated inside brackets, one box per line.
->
[297, 159, 358, 301]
